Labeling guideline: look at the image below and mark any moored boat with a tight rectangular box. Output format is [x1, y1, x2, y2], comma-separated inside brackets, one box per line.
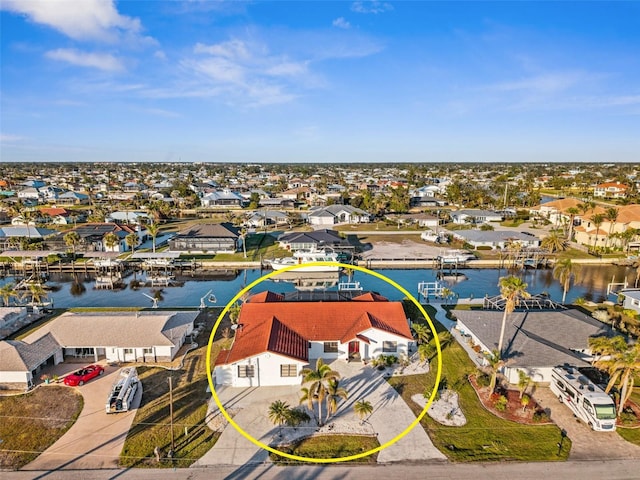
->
[269, 248, 341, 272]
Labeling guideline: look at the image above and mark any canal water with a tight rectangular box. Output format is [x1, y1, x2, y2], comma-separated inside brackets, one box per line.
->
[2, 264, 637, 309]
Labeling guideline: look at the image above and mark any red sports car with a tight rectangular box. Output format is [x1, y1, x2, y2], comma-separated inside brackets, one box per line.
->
[64, 365, 105, 386]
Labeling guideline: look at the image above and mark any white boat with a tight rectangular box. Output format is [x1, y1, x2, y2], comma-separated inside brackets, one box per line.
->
[437, 249, 476, 264]
[269, 248, 341, 272]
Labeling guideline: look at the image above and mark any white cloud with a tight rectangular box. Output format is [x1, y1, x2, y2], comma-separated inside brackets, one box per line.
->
[194, 40, 252, 60]
[0, 133, 27, 142]
[1, 0, 152, 44]
[332, 17, 351, 29]
[489, 72, 586, 94]
[46, 48, 125, 72]
[351, 1, 393, 14]
[154, 50, 167, 61]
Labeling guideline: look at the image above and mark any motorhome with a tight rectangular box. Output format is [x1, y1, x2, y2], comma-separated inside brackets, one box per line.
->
[549, 365, 617, 431]
[105, 367, 139, 414]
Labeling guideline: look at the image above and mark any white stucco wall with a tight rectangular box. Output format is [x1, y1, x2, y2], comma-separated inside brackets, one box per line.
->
[505, 366, 551, 385]
[361, 328, 410, 359]
[0, 370, 30, 384]
[215, 352, 306, 387]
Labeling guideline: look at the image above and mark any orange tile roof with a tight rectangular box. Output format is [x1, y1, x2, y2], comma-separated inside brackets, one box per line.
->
[216, 292, 412, 365]
[616, 205, 640, 224]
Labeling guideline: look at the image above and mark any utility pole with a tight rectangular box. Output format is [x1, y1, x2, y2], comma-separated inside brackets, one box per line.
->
[168, 376, 175, 453]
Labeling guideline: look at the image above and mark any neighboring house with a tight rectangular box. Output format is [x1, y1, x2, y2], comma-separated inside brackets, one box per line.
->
[0, 307, 29, 337]
[620, 290, 640, 316]
[306, 205, 372, 226]
[169, 223, 239, 253]
[277, 229, 347, 251]
[200, 189, 245, 208]
[39, 207, 72, 225]
[258, 197, 296, 209]
[450, 209, 503, 225]
[0, 226, 56, 249]
[450, 230, 541, 250]
[281, 187, 312, 202]
[244, 210, 288, 228]
[390, 213, 439, 228]
[574, 205, 640, 250]
[48, 223, 137, 252]
[214, 291, 414, 387]
[452, 309, 614, 384]
[106, 211, 151, 225]
[0, 310, 198, 390]
[56, 191, 89, 206]
[594, 182, 628, 199]
[409, 186, 448, 208]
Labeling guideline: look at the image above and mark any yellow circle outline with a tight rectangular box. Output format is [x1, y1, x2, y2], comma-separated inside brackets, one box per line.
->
[206, 261, 442, 464]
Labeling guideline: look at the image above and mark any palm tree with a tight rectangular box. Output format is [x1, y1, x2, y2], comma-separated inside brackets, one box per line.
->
[300, 358, 340, 426]
[412, 323, 430, 345]
[28, 283, 48, 305]
[103, 232, 119, 252]
[485, 349, 504, 393]
[604, 207, 619, 249]
[590, 336, 640, 415]
[268, 400, 291, 437]
[565, 206, 580, 241]
[517, 370, 531, 399]
[541, 231, 568, 253]
[125, 232, 138, 253]
[0, 282, 18, 306]
[553, 258, 580, 304]
[354, 399, 374, 425]
[64, 231, 81, 257]
[497, 275, 530, 355]
[591, 213, 605, 251]
[326, 378, 348, 418]
[146, 223, 160, 253]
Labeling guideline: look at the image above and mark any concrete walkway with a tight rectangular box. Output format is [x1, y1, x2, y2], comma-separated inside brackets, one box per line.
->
[22, 365, 142, 471]
[194, 360, 445, 466]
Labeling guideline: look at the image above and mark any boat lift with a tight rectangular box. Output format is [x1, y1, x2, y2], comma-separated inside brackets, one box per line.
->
[199, 289, 217, 310]
[417, 280, 445, 302]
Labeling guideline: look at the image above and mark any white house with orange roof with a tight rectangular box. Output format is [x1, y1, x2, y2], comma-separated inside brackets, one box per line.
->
[574, 205, 640, 250]
[214, 291, 415, 387]
[594, 182, 628, 199]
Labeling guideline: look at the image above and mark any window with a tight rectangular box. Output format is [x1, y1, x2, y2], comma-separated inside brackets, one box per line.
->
[324, 342, 339, 353]
[237, 365, 255, 378]
[123, 348, 134, 355]
[143, 348, 153, 355]
[383, 341, 398, 353]
[280, 364, 298, 377]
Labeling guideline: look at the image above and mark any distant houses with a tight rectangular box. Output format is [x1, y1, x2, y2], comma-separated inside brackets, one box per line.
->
[450, 209, 503, 225]
[305, 205, 372, 226]
[451, 230, 541, 250]
[169, 223, 239, 253]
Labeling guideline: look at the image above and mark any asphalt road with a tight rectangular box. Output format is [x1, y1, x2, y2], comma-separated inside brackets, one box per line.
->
[5, 460, 640, 480]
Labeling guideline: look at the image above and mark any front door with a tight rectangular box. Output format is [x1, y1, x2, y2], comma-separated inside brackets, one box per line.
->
[348, 341, 360, 361]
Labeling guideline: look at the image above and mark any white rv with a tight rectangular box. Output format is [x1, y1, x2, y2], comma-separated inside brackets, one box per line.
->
[549, 365, 617, 431]
[106, 367, 140, 414]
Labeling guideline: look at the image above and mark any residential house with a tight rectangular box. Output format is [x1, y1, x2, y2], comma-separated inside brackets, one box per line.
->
[169, 223, 239, 253]
[450, 209, 503, 225]
[450, 230, 541, 250]
[453, 309, 614, 384]
[574, 205, 640, 250]
[49, 223, 138, 252]
[200, 189, 245, 208]
[214, 291, 414, 387]
[55, 191, 89, 206]
[0, 310, 198, 390]
[106, 211, 152, 226]
[244, 210, 289, 228]
[620, 290, 640, 316]
[0, 226, 56, 249]
[594, 182, 628, 199]
[277, 229, 348, 251]
[306, 205, 372, 226]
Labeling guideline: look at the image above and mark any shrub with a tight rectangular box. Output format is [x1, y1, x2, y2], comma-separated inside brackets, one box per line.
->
[533, 408, 550, 423]
[620, 407, 638, 426]
[476, 373, 491, 387]
[494, 395, 508, 412]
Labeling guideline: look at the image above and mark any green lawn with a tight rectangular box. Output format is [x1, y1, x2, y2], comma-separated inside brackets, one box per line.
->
[616, 389, 640, 445]
[388, 316, 571, 462]
[0, 386, 84, 469]
[270, 435, 380, 464]
[119, 309, 225, 468]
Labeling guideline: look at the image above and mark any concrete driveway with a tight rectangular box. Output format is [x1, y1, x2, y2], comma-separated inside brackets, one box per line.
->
[194, 360, 445, 466]
[534, 387, 640, 460]
[22, 364, 142, 472]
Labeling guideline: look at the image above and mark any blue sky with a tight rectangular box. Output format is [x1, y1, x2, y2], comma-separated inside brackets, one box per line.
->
[1, 1, 639, 163]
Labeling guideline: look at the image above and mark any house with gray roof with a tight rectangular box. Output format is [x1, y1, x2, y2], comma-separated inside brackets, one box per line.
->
[620, 289, 640, 316]
[450, 230, 541, 250]
[306, 205, 372, 226]
[200, 189, 245, 207]
[0, 310, 199, 389]
[169, 223, 239, 253]
[277, 229, 348, 251]
[452, 308, 615, 384]
[450, 209, 503, 225]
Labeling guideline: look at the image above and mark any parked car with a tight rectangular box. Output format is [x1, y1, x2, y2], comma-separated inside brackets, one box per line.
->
[64, 364, 105, 386]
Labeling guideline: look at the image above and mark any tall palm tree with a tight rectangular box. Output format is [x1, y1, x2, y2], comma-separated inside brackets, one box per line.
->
[497, 275, 530, 355]
[28, 283, 48, 305]
[103, 232, 119, 252]
[326, 378, 348, 418]
[553, 258, 580, 304]
[300, 358, 340, 426]
[412, 323, 430, 345]
[565, 206, 580, 241]
[589, 336, 640, 415]
[591, 213, 605, 251]
[485, 349, 505, 393]
[64, 231, 81, 257]
[268, 400, 291, 437]
[354, 399, 374, 425]
[147, 223, 159, 253]
[0, 282, 18, 307]
[125, 232, 138, 253]
[604, 207, 619, 249]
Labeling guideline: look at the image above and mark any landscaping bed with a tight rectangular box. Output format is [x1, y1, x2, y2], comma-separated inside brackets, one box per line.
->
[0, 386, 83, 469]
[269, 434, 380, 464]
